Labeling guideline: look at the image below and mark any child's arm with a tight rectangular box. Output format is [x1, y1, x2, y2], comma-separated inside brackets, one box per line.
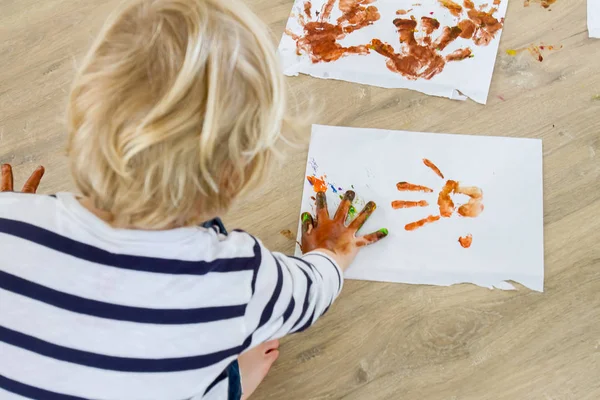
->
[244, 190, 387, 346]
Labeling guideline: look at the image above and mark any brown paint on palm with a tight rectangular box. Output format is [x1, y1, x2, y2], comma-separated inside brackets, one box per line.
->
[1, 164, 45, 193]
[287, 0, 381, 63]
[368, 2, 503, 80]
[301, 190, 388, 269]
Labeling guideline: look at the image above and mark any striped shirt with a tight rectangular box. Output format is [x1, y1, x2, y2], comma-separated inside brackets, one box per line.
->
[0, 192, 342, 400]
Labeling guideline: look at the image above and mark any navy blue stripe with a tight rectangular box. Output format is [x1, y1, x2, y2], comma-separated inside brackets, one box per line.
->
[0, 218, 260, 275]
[290, 256, 323, 280]
[282, 296, 296, 323]
[48, 194, 57, 198]
[291, 266, 313, 332]
[0, 374, 88, 400]
[0, 326, 243, 372]
[256, 254, 283, 329]
[301, 253, 342, 292]
[0, 270, 245, 324]
[295, 309, 316, 333]
[250, 238, 261, 294]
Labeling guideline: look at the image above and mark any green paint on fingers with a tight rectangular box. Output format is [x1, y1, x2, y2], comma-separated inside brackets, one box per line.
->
[348, 205, 357, 218]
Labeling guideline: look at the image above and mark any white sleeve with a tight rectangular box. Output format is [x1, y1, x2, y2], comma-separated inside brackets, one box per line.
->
[243, 237, 343, 346]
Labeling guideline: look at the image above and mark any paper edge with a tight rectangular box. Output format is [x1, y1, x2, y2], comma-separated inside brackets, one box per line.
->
[343, 273, 543, 292]
[294, 124, 545, 293]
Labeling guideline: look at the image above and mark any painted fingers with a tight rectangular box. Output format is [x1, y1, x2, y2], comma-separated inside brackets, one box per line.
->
[333, 190, 355, 222]
[1, 164, 13, 192]
[315, 191, 329, 222]
[356, 228, 389, 247]
[1, 164, 45, 193]
[22, 166, 45, 193]
[348, 201, 376, 231]
[301, 212, 314, 234]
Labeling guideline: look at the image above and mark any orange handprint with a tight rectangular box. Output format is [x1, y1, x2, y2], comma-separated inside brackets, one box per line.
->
[368, 0, 504, 80]
[285, 0, 381, 63]
[392, 158, 484, 248]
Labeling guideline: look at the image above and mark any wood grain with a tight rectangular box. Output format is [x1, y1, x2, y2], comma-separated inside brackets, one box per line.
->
[1, 0, 599, 399]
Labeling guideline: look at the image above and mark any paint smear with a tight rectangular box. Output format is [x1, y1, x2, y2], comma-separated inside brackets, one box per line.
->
[309, 157, 318, 174]
[524, 0, 557, 9]
[439, 0, 463, 16]
[396, 181, 434, 192]
[456, 185, 484, 217]
[289, 0, 503, 80]
[438, 180, 458, 217]
[393, 158, 484, 247]
[348, 204, 357, 218]
[307, 175, 328, 192]
[458, 234, 473, 248]
[368, 2, 503, 80]
[405, 215, 441, 231]
[423, 158, 445, 179]
[391, 200, 429, 209]
[286, 0, 381, 63]
[506, 44, 562, 62]
[280, 229, 296, 240]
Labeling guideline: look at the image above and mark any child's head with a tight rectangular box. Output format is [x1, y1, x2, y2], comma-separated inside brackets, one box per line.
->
[67, 0, 286, 229]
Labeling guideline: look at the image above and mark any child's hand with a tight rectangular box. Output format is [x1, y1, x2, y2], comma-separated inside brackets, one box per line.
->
[1, 164, 45, 193]
[301, 191, 388, 271]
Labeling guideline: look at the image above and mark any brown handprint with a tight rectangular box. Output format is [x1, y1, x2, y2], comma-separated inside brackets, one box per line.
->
[285, 0, 381, 63]
[392, 158, 484, 248]
[369, 0, 504, 80]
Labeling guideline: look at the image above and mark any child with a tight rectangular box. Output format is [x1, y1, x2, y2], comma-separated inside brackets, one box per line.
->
[0, 0, 387, 399]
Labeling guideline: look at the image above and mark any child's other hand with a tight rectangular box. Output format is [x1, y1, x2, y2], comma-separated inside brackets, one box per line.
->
[1, 164, 45, 193]
[300, 191, 388, 271]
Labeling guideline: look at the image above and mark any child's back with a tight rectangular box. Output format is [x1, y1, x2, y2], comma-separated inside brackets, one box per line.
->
[0, 0, 386, 398]
[0, 191, 340, 399]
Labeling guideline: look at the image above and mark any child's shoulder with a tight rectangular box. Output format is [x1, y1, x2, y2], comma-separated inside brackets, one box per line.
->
[0, 191, 59, 218]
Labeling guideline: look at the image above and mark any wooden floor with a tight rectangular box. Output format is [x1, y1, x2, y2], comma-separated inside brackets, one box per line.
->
[2, 0, 599, 399]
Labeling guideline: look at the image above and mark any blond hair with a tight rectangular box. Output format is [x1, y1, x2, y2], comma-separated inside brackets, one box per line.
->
[67, 0, 287, 229]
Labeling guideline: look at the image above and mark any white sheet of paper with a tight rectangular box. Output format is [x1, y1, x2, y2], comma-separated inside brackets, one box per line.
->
[589, 0, 600, 38]
[278, 0, 508, 104]
[296, 125, 544, 292]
